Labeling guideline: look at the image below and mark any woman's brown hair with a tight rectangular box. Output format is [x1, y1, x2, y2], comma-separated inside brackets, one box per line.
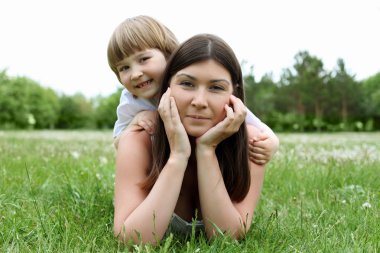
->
[145, 34, 250, 202]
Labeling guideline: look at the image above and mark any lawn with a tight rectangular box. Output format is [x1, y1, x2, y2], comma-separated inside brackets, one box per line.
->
[0, 131, 379, 252]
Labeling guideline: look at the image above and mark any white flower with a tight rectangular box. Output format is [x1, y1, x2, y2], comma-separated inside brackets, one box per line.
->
[96, 173, 102, 180]
[71, 151, 80, 159]
[99, 156, 108, 165]
[362, 202, 372, 208]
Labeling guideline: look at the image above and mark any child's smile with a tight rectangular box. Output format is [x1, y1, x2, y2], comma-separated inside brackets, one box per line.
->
[135, 80, 153, 89]
[117, 49, 166, 100]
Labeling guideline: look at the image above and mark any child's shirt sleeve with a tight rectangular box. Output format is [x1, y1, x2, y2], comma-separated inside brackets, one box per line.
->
[113, 89, 156, 138]
[245, 107, 275, 135]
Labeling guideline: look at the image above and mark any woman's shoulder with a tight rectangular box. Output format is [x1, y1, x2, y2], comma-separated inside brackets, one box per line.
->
[118, 128, 152, 152]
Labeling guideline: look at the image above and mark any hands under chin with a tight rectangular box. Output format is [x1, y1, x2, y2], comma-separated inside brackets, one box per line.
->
[196, 95, 246, 150]
[159, 88, 191, 158]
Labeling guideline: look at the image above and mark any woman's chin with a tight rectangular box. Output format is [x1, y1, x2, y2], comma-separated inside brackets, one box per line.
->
[185, 129, 208, 138]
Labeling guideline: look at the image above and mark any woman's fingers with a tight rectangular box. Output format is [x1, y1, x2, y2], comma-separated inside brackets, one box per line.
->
[230, 95, 247, 121]
[169, 96, 181, 123]
[224, 104, 234, 122]
[197, 95, 247, 146]
[158, 88, 173, 123]
[221, 95, 246, 131]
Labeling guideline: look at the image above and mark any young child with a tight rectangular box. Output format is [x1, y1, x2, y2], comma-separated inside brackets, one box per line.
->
[107, 15, 279, 164]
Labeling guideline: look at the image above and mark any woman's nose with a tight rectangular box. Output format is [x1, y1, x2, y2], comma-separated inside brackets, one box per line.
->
[191, 89, 208, 108]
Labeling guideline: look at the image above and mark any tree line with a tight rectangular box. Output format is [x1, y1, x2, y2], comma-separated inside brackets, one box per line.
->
[0, 50, 379, 131]
[245, 51, 379, 131]
[0, 70, 119, 130]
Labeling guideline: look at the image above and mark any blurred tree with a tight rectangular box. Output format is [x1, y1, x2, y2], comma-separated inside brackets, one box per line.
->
[294, 51, 327, 131]
[23, 78, 60, 129]
[276, 51, 328, 131]
[327, 59, 362, 127]
[93, 88, 121, 129]
[245, 72, 277, 127]
[244, 66, 255, 109]
[56, 93, 94, 129]
[0, 72, 60, 129]
[362, 72, 380, 129]
[0, 70, 26, 128]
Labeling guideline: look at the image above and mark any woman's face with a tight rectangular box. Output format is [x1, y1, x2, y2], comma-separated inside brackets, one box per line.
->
[169, 59, 234, 137]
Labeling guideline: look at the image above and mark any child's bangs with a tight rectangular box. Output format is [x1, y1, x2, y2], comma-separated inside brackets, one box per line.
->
[110, 31, 155, 64]
[121, 30, 150, 54]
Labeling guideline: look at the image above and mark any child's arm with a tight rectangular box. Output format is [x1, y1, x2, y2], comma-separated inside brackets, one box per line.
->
[113, 89, 157, 148]
[246, 109, 279, 165]
[128, 110, 157, 135]
[114, 110, 157, 149]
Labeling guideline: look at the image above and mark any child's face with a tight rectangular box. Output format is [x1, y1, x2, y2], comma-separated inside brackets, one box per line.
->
[117, 49, 166, 99]
[169, 59, 233, 137]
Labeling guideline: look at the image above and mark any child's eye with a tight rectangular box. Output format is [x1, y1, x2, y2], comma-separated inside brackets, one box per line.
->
[118, 65, 129, 72]
[140, 57, 151, 63]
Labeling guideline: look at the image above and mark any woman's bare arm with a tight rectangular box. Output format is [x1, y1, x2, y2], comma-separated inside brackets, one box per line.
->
[195, 96, 266, 239]
[196, 125, 265, 239]
[113, 128, 187, 245]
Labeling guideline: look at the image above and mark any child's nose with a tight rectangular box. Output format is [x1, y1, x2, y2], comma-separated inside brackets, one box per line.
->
[130, 68, 143, 80]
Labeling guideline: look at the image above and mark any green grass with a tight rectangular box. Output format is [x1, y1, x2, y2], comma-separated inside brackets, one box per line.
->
[1, 131, 379, 252]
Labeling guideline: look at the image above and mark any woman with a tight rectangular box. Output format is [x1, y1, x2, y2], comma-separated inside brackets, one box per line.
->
[114, 34, 266, 245]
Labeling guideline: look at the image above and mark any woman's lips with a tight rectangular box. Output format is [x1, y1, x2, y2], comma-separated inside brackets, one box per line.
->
[187, 115, 209, 120]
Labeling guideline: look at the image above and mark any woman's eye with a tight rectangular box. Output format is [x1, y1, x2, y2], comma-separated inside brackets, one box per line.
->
[210, 85, 225, 91]
[179, 81, 194, 87]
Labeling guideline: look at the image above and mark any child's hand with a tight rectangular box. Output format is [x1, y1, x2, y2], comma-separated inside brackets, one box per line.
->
[129, 110, 157, 135]
[249, 131, 279, 165]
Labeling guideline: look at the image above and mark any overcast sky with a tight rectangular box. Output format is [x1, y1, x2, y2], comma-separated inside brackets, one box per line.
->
[1, 0, 379, 98]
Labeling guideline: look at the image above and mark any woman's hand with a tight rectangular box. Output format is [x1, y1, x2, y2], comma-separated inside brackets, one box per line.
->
[196, 95, 246, 149]
[158, 88, 191, 159]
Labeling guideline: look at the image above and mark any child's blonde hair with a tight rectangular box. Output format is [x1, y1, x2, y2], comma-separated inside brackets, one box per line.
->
[107, 15, 179, 81]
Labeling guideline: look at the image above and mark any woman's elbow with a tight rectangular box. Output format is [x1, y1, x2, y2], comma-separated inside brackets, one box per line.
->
[113, 223, 124, 240]
[113, 223, 162, 246]
[205, 224, 249, 241]
[113, 222, 133, 243]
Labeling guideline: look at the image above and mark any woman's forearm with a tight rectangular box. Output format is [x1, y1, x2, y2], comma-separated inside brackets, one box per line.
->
[195, 147, 246, 239]
[116, 155, 187, 245]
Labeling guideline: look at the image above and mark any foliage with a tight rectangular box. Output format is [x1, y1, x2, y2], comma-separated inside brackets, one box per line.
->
[276, 51, 328, 131]
[56, 94, 95, 129]
[93, 88, 122, 129]
[0, 71, 60, 129]
[362, 72, 380, 128]
[326, 59, 363, 125]
[244, 53, 378, 131]
[245, 73, 277, 127]
[1, 48, 380, 131]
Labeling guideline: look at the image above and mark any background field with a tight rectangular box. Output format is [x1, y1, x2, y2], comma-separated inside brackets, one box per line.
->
[1, 131, 379, 252]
